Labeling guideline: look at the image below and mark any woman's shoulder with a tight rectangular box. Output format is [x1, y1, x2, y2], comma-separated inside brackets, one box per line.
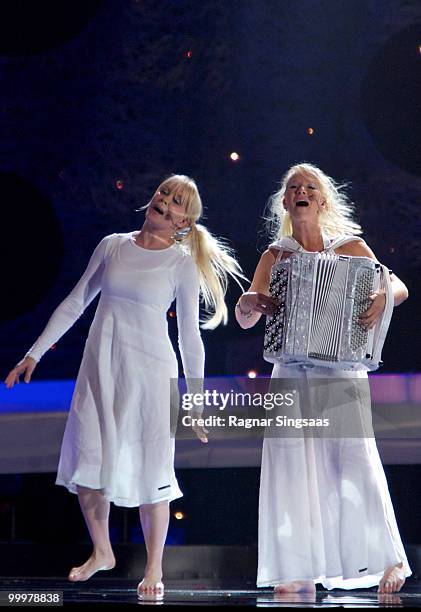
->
[267, 236, 297, 262]
[97, 232, 123, 245]
[108, 231, 130, 241]
[331, 234, 370, 255]
[93, 232, 127, 259]
[91, 232, 119, 252]
[265, 246, 281, 264]
[174, 248, 201, 288]
[176, 246, 196, 269]
[100, 231, 141, 249]
[101, 232, 125, 245]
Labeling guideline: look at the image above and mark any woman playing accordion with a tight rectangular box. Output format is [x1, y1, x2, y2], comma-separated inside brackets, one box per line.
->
[236, 163, 410, 594]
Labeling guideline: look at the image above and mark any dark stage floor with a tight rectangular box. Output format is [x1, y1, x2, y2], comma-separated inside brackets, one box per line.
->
[1, 578, 421, 607]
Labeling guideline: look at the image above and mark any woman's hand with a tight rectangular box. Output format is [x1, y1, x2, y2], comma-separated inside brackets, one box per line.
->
[358, 291, 386, 330]
[239, 291, 278, 316]
[4, 356, 37, 389]
[192, 421, 209, 444]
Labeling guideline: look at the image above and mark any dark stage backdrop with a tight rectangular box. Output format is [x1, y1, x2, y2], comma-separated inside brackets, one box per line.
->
[0, 0, 420, 379]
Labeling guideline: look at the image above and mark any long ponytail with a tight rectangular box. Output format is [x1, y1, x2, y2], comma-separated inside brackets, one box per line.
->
[183, 222, 246, 329]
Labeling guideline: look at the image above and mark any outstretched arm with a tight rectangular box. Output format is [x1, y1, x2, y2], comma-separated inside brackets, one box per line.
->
[24, 234, 114, 363]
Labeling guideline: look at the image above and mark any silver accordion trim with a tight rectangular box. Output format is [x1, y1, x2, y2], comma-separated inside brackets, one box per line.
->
[263, 252, 394, 371]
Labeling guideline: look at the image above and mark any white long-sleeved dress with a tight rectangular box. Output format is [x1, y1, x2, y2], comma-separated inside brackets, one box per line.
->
[257, 234, 412, 589]
[26, 232, 205, 507]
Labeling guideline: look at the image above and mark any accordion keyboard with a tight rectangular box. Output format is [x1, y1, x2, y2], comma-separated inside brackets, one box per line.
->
[350, 268, 375, 350]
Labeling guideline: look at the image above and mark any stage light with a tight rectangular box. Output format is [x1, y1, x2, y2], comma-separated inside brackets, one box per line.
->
[174, 511, 184, 520]
[230, 152, 240, 161]
[168, 310, 176, 318]
[307, 128, 314, 135]
[247, 370, 257, 378]
[116, 180, 124, 190]
[418, 45, 421, 54]
[186, 50, 193, 59]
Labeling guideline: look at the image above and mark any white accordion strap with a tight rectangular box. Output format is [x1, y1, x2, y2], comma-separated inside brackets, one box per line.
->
[270, 234, 364, 254]
[371, 264, 394, 367]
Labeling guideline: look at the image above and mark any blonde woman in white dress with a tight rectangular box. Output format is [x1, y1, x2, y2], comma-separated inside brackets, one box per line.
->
[235, 163, 410, 595]
[5, 174, 245, 600]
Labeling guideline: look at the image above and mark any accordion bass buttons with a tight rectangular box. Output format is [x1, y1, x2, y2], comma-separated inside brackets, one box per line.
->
[263, 264, 289, 358]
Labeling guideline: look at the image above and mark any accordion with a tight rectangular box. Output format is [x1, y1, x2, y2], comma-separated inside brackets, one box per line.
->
[263, 252, 393, 371]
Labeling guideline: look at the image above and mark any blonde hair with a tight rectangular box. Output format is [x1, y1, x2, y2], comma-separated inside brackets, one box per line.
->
[264, 162, 362, 241]
[141, 174, 247, 330]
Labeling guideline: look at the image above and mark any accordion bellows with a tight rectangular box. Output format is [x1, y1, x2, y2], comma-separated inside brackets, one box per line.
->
[263, 252, 394, 371]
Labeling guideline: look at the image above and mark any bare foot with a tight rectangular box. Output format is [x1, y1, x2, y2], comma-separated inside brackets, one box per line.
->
[378, 562, 405, 594]
[68, 552, 116, 582]
[274, 580, 316, 594]
[137, 568, 164, 600]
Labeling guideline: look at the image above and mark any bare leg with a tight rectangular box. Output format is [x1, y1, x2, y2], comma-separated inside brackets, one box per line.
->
[137, 500, 169, 598]
[68, 486, 116, 581]
[378, 562, 405, 594]
[274, 581, 316, 594]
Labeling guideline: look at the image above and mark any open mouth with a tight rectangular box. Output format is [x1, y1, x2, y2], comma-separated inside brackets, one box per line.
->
[153, 205, 164, 215]
[296, 200, 309, 207]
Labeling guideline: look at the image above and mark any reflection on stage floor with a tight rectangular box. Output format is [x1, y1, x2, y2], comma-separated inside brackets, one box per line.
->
[1, 577, 421, 607]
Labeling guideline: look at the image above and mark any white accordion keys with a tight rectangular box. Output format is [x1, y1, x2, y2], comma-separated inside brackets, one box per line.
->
[263, 252, 393, 371]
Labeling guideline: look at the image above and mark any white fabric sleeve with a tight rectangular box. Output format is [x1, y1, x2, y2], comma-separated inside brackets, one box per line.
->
[25, 234, 113, 363]
[176, 255, 205, 404]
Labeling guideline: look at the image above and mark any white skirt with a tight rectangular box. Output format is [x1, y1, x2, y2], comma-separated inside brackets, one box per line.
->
[257, 363, 411, 589]
[55, 295, 183, 507]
